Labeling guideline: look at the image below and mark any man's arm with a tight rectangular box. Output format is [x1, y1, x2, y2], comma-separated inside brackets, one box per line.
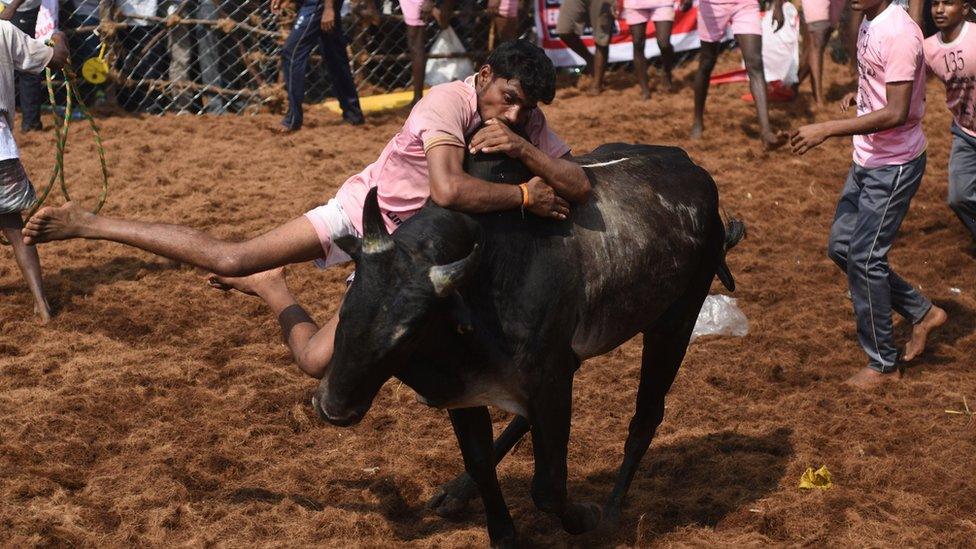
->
[427, 143, 571, 219]
[0, 0, 25, 20]
[469, 118, 591, 203]
[790, 81, 914, 155]
[907, 0, 925, 28]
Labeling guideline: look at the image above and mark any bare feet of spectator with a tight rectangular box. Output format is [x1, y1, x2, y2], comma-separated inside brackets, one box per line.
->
[845, 367, 900, 390]
[902, 305, 948, 362]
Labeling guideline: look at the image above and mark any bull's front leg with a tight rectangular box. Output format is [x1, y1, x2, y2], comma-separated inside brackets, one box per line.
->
[528, 366, 601, 535]
[448, 406, 517, 548]
[428, 415, 531, 518]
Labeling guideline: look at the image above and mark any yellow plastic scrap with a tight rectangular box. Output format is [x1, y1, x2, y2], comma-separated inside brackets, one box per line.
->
[798, 466, 833, 490]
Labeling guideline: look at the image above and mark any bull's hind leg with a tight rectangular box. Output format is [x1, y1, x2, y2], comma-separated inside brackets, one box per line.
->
[428, 415, 530, 518]
[448, 407, 517, 548]
[529, 354, 602, 535]
[603, 281, 709, 525]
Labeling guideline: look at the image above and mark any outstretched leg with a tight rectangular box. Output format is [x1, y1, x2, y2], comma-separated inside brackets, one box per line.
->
[22, 202, 323, 277]
[603, 287, 706, 524]
[529, 353, 601, 535]
[428, 415, 530, 517]
[2, 213, 51, 322]
[449, 407, 517, 548]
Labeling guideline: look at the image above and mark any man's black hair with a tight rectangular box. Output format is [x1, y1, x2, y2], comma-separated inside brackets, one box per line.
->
[485, 39, 556, 105]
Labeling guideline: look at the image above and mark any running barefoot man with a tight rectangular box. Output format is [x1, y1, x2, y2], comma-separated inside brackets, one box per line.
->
[922, 0, 976, 245]
[0, 26, 67, 323]
[620, 0, 677, 98]
[691, 0, 787, 149]
[556, 0, 615, 93]
[791, 0, 946, 390]
[23, 40, 590, 379]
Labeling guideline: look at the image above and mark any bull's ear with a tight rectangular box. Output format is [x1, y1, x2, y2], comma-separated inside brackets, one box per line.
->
[362, 187, 394, 254]
[334, 235, 362, 262]
[429, 244, 480, 298]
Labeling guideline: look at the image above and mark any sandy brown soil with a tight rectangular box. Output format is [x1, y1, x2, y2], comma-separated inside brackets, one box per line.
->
[1, 54, 974, 547]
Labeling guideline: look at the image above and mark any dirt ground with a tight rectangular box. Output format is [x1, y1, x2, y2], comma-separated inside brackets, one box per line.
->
[1, 52, 974, 547]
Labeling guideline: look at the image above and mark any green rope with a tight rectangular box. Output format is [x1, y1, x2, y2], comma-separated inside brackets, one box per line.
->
[1, 60, 110, 246]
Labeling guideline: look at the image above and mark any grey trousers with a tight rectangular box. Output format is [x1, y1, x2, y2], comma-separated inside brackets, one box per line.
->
[827, 154, 932, 373]
[948, 123, 976, 240]
[166, 0, 225, 112]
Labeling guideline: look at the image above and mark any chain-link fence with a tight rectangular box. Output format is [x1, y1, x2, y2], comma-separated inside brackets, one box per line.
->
[56, 0, 535, 114]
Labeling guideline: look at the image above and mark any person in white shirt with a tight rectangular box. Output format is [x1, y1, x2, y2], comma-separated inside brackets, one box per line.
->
[0, 23, 67, 322]
[0, 0, 45, 131]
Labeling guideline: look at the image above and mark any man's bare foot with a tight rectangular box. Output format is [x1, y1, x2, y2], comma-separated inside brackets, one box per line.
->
[22, 202, 93, 245]
[902, 305, 948, 362]
[845, 367, 900, 390]
[35, 299, 52, 324]
[762, 131, 788, 151]
[663, 75, 675, 93]
[207, 267, 286, 297]
[272, 124, 297, 135]
[691, 121, 704, 140]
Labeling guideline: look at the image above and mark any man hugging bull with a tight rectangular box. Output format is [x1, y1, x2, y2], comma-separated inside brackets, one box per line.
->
[22, 40, 590, 379]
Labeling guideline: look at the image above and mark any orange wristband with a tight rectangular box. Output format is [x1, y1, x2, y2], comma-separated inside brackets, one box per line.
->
[519, 183, 531, 208]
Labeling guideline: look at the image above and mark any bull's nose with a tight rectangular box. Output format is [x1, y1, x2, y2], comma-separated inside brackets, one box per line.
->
[310, 395, 363, 427]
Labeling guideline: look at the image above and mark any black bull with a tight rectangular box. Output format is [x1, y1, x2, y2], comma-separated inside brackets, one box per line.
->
[312, 143, 744, 546]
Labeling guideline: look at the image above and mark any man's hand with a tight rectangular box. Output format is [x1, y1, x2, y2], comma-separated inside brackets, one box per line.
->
[270, 0, 284, 15]
[321, 2, 336, 31]
[469, 118, 528, 158]
[487, 0, 500, 16]
[771, 1, 784, 32]
[839, 92, 857, 113]
[525, 177, 571, 220]
[790, 123, 831, 155]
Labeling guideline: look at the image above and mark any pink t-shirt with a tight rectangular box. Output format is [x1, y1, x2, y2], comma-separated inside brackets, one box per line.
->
[924, 22, 976, 137]
[851, 4, 926, 168]
[335, 76, 571, 235]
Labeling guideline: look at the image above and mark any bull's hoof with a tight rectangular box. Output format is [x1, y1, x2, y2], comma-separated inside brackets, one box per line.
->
[601, 503, 622, 529]
[427, 473, 478, 519]
[561, 501, 602, 535]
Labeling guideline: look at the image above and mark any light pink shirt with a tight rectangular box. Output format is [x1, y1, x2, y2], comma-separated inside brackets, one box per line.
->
[622, 0, 673, 9]
[924, 22, 976, 137]
[336, 76, 571, 235]
[852, 4, 927, 168]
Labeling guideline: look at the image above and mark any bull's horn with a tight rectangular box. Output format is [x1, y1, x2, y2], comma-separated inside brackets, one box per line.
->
[429, 244, 480, 298]
[362, 187, 393, 254]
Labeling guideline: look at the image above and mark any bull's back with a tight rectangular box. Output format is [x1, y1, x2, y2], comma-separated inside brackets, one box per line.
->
[568, 145, 722, 358]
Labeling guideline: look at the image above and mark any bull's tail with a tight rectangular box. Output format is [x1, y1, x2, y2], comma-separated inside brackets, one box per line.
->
[716, 216, 745, 291]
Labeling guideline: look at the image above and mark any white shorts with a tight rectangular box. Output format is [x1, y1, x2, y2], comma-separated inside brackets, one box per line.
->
[303, 198, 360, 270]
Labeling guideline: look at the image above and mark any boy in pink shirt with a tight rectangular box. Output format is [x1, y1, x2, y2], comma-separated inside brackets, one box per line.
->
[22, 40, 590, 380]
[619, 0, 677, 98]
[692, 0, 787, 149]
[923, 0, 976, 243]
[791, 0, 947, 390]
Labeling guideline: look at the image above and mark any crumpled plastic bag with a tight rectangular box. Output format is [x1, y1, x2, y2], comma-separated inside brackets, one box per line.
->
[424, 26, 475, 86]
[798, 466, 833, 490]
[691, 295, 749, 342]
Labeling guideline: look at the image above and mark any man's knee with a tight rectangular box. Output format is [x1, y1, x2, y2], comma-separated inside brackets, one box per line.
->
[213, 249, 248, 278]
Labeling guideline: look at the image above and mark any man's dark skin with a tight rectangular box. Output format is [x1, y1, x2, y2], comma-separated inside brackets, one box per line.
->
[23, 64, 589, 379]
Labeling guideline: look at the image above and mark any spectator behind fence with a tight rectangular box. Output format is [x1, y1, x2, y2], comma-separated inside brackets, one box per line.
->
[68, 0, 101, 103]
[114, 0, 166, 112]
[165, 0, 226, 113]
[488, 0, 520, 44]
[273, 0, 364, 132]
[386, 0, 456, 105]
[556, 0, 614, 93]
[0, 0, 45, 131]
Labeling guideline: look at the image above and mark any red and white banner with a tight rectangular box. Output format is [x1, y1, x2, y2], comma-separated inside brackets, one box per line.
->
[534, 0, 706, 67]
